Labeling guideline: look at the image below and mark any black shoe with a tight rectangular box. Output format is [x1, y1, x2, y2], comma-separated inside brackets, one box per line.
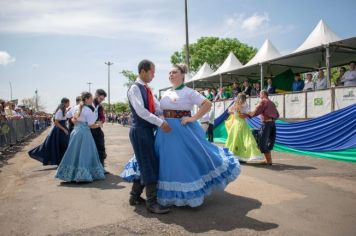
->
[146, 202, 170, 214]
[129, 196, 146, 206]
[104, 170, 110, 174]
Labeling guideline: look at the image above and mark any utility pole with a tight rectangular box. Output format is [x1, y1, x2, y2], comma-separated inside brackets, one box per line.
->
[87, 82, 92, 93]
[9, 81, 13, 101]
[184, 0, 190, 72]
[104, 62, 114, 112]
[35, 89, 38, 111]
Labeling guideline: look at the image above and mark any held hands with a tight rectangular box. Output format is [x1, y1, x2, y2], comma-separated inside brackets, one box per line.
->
[160, 122, 172, 133]
[181, 116, 196, 125]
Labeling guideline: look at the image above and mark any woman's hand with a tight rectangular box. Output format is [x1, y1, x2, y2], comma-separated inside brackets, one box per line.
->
[181, 116, 195, 125]
[63, 129, 69, 135]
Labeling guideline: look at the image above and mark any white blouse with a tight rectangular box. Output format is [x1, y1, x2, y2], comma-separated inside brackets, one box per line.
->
[160, 86, 206, 111]
[71, 105, 97, 126]
[54, 109, 67, 121]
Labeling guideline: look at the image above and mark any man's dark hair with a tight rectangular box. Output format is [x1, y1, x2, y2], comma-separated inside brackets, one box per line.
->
[260, 90, 269, 97]
[96, 89, 107, 97]
[138, 59, 154, 74]
[76, 96, 81, 103]
[295, 73, 301, 77]
[350, 61, 356, 65]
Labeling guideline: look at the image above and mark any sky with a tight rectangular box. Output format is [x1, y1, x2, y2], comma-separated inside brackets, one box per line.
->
[0, 0, 355, 112]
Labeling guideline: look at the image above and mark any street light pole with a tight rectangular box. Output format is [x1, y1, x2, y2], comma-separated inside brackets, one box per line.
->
[104, 61, 114, 111]
[87, 82, 92, 93]
[9, 81, 13, 101]
[35, 89, 38, 111]
[184, 0, 190, 72]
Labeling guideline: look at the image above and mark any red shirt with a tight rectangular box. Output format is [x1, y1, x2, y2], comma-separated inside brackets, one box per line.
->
[250, 98, 279, 122]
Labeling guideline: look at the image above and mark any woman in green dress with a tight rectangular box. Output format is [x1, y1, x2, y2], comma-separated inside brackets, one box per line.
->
[225, 93, 264, 162]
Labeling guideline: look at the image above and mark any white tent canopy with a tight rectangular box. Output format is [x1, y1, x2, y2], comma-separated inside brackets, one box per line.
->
[245, 39, 282, 66]
[186, 62, 214, 84]
[211, 52, 243, 76]
[295, 19, 341, 53]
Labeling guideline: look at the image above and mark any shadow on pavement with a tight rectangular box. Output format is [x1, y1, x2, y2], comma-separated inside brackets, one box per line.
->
[134, 191, 278, 233]
[58, 174, 126, 190]
[243, 162, 317, 171]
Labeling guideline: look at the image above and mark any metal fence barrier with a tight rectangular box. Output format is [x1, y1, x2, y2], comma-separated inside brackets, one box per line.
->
[0, 118, 50, 152]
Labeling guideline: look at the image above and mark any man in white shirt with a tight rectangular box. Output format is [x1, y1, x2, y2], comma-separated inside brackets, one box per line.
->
[341, 61, 356, 87]
[127, 59, 171, 214]
[315, 69, 327, 90]
[303, 73, 315, 91]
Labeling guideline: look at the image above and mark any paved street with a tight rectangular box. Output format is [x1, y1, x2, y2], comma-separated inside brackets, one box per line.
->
[1, 124, 356, 236]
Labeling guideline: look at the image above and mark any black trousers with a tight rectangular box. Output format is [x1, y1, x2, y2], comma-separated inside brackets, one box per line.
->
[259, 121, 276, 153]
[91, 128, 106, 166]
[129, 126, 158, 186]
[207, 123, 214, 142]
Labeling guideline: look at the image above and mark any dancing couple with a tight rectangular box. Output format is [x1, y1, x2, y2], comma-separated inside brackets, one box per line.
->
[121, 60, 241, 214]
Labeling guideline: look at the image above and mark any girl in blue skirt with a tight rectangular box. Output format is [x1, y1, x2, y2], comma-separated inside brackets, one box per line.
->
[55, 92, 105, 182]
[28, 98, 70, 165]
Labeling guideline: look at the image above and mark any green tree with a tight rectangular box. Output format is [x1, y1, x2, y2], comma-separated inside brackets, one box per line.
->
[171, 37, 257, 72]
[121, 70, 138, 88]
[102, 102, 130, 113]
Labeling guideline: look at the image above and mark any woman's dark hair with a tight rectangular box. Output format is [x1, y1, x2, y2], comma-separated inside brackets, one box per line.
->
[172, 64, 188, 81]
[76, 92, 92, 118]
[54, 97, 70, 118]
[138, 59, 154, 74]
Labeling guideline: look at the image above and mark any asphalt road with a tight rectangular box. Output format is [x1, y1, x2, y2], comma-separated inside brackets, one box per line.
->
[1, 124, 355, 236]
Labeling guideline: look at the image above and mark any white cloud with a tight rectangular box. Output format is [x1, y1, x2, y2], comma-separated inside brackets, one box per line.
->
[241, 13, 270, 31]
[0, 0, 184, 50]
[31, 64, 39, 69]
[0, 51, 16, 65]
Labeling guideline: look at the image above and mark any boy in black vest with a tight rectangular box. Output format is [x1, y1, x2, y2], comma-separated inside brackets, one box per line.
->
[127, 59, 171, 214]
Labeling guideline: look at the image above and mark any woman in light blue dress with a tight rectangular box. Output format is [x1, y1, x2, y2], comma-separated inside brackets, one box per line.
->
[55, 92, 105, 182]
[121, 64, 240, 207]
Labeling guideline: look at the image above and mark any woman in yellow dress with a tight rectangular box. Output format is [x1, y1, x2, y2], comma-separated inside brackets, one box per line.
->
[225, 93, 263, 162]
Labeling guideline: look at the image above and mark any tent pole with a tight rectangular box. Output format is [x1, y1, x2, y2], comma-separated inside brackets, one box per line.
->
[260, 63, 264, 89]
[325, 45, 331, 88]
[219, 74, 222, 89]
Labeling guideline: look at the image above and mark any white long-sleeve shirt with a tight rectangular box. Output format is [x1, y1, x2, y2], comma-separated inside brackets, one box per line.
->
[127, 78, 163, 127]
[315, 77, 327, 90]
[341, 70, 356, 87]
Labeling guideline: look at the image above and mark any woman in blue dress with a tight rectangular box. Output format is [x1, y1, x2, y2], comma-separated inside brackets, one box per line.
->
[121, 64, 240, 207]
[55, 92, 105, 182]
[28, 98, 70, 165]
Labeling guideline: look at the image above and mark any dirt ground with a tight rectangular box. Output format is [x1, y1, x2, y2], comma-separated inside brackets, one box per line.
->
[1, 124, 356, 236]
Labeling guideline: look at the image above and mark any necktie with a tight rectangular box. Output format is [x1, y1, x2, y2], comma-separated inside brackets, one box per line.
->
[144, 85, 155, 113]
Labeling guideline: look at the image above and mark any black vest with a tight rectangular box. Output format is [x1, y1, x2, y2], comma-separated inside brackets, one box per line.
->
[128, 82, 156, 129]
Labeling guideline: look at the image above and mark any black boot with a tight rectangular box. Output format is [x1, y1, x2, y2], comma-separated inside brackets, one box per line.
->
[129, 180, 145, 206]
[145, 184, 170, 214]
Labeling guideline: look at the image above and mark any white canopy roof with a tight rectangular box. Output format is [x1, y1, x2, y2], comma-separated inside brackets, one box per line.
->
[187, 62, 214, 83]
[245, 39, 281, 66]
[211, 52, 242, 76]
[295, 19, 341, 52]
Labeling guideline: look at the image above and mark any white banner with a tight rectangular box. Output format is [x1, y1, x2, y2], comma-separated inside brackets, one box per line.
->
[214, 101, 225, 118]
[269, 94, 284, 118]
[250, 97, 260, 111]
[285, 93, 306, 119]
[307, 90, 332, 118]
[335, 87, 356, 110]
[224, 99, 234, 110]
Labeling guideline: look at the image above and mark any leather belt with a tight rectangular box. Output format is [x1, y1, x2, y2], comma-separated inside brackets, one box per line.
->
[163, 110, 191, 118]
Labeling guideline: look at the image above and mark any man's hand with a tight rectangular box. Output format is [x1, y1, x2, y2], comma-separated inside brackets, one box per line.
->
[160, 122, 172, 133]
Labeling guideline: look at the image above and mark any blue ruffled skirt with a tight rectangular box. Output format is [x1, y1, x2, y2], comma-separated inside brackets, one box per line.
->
[121, 118, 240, 207]
[55, 122, 105, 182]
[28, 120, 69, 165]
